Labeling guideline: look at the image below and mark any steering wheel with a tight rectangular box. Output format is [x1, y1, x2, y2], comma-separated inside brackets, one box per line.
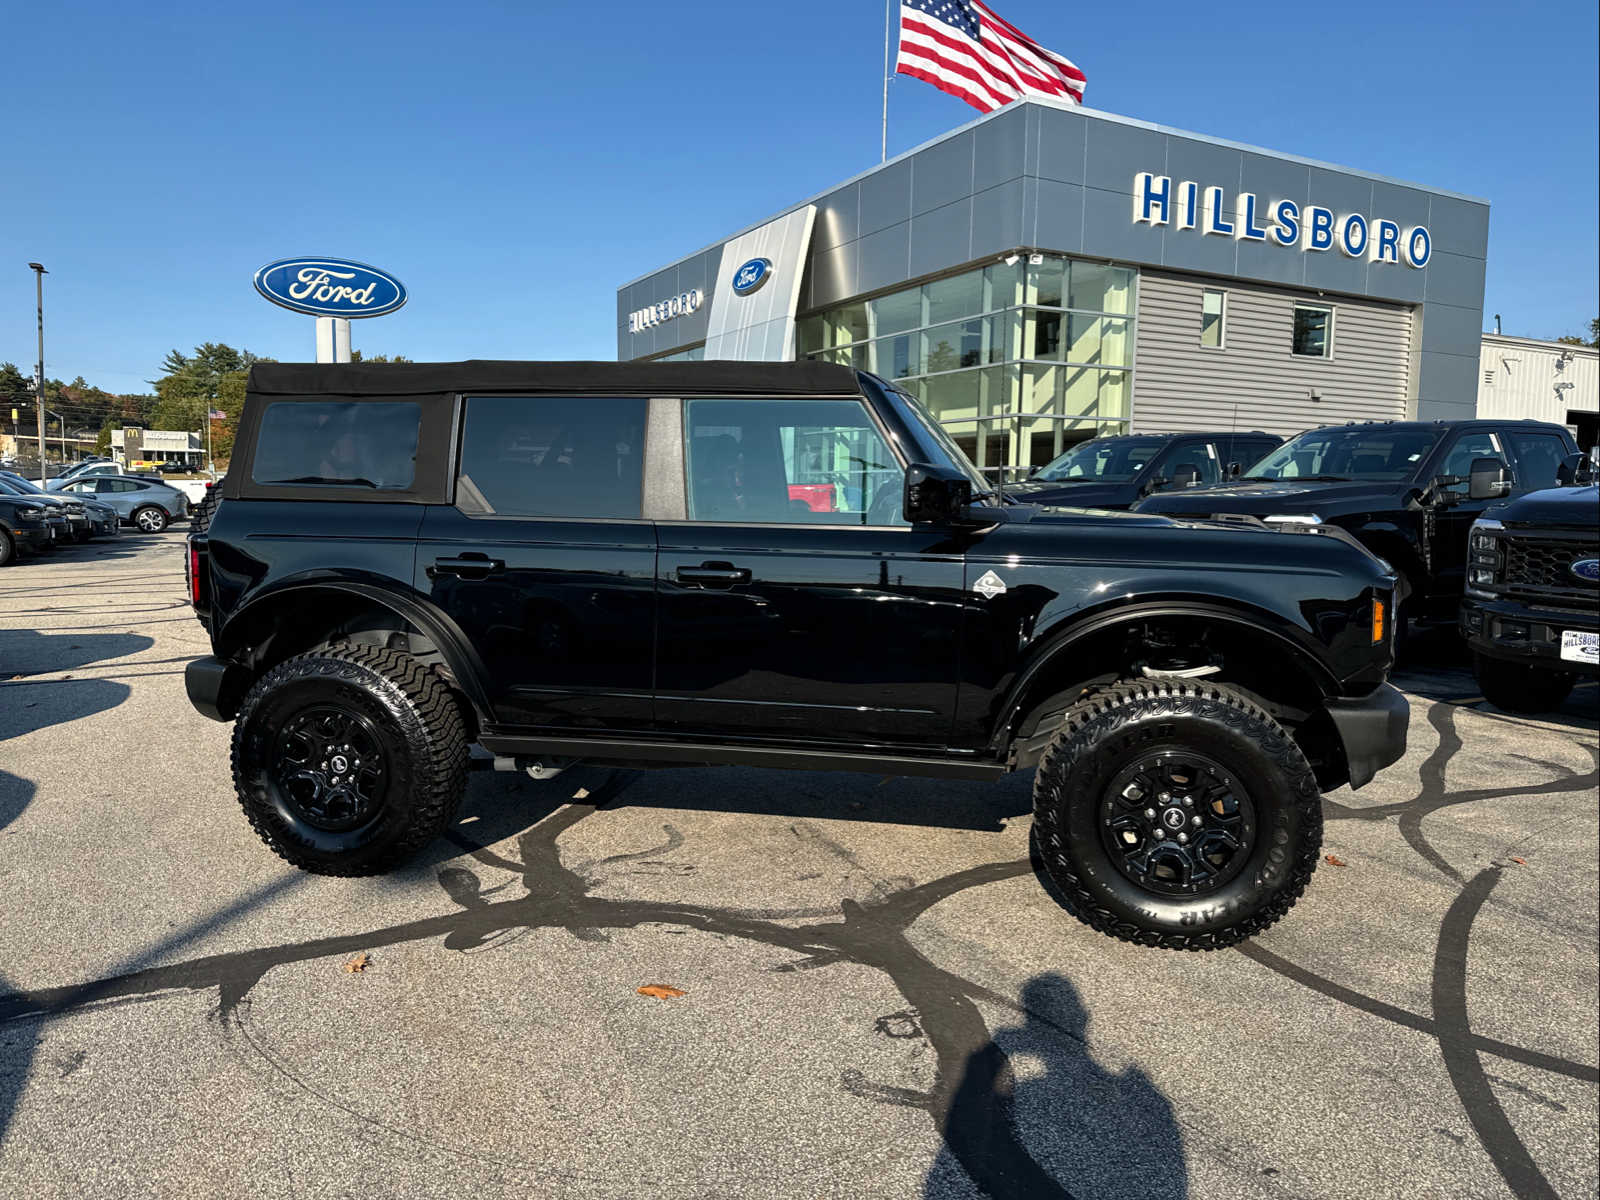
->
[867, 482, 902, 526]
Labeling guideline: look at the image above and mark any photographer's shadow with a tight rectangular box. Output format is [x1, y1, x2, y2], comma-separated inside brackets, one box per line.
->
[928, 972, 1188, 1200]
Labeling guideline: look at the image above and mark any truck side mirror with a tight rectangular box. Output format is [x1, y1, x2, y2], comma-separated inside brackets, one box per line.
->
[1171, 463, 1202, 489]
[1556, 452, 1596, 486]
[904, 463, 974, 524]
[1468, 456, 1512, 501]
[1226, 461, 1242, 478]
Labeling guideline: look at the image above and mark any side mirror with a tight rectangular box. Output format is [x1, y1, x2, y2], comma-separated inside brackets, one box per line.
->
[1226, 461, 1242, 478]
[1556, 452, 1596, 486]
[1171, 463, 1202, 489]
[1468, 456, 1512, 501]
[1027, 465, 1040, 478]
[904, 463, 974, 525]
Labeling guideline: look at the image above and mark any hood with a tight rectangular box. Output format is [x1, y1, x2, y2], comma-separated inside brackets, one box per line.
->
[1019, 503, 1178, 528]
[1134, 478, 1403, 515]
[1006, 478, 1136, 509]
[1496, 484, 1600, 529]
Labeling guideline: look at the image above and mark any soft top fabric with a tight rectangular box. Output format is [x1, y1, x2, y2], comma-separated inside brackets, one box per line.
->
[247, 359, 861, 398]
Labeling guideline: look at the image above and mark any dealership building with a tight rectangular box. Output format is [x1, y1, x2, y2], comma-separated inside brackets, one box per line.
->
[617, 98, 1493, 474]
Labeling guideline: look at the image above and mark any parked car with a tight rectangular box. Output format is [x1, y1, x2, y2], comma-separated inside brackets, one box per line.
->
[43, 461, 164, 488]
[184, 360, 1408, 952]
[1007, 431, 1285, 510]
[1460, 461, 1598, 713]
[54, 474, 189, 531]
[1132, 419, 1581, 638]
[0, 470, 118, 541]
[0, 472, 86, 543]
[152, 459, 196, 474]
[0, 492, 57, 565]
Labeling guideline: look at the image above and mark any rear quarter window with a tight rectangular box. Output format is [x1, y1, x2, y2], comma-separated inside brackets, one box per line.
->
[251, 401, 420, 490]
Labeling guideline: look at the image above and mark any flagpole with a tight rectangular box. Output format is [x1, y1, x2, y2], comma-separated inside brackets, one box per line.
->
[881, 0, 892, 162]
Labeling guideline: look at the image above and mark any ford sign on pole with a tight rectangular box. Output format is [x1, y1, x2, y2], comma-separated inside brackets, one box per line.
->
[253, 258, 408, 318]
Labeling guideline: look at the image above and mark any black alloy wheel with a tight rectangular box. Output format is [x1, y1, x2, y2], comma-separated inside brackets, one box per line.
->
[271, 705, 388, 832]
[1100, 752, 1255, 897]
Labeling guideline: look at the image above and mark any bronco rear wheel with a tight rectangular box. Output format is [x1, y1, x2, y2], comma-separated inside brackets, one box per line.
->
[1032, 679, 1323, 950]
[231, 643, 468, 875]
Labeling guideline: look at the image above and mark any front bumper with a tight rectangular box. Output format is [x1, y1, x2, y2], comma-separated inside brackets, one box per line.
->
[1327, 683, 1409, 790]
[1461, 596, 1600, 677]
[7, 522, 54, 552]
[185, 655, 251, 722]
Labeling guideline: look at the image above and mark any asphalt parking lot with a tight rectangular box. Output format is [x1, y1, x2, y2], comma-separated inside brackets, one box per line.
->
[1, 533, 1596, 1200]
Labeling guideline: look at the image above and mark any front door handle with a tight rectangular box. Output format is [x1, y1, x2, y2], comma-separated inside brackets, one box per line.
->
[430, 554, 505, 580]
[675, 562, 751, 589]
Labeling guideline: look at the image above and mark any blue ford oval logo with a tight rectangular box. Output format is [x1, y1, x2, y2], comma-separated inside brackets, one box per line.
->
[1571, 558, 1600, 583]
[731, 257, 772, 296]
[253, 257, 407, 318]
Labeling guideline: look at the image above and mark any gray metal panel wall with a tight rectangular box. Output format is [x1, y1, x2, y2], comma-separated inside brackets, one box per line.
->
[1131, 271, 1413, 436]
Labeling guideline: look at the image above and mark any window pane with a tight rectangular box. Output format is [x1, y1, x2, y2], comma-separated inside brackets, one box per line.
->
[1155, 440, 1222, 485]
[1069, 263, 1133, 314]
[1293, 306, 1332, 357]
[1026, 258, 1065, 308]
[1201, 290, 1224, 348]
[252, 401, 420, 490]
[796, 316, 825, 356]
[925, 270, 983, 324]
[921, 367, 982, 426]
[870, 289, 921, 336]
[1506, 432, 1569, 490]
[458, 396, 646, 519]
[1065, 315, 1133, 366]
[1028, 309, 1062, 359]
[984, 260, 1022, 310]
[1061, 367, 1131, 422]
[684, 399, 905, 526]
[922, 319, 983, 374]
[826, 302, 870, 347]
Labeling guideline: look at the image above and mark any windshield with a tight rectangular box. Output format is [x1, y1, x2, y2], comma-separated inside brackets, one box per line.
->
[1244, 428, 1441, 482]
[887, 386, 995, 500]
[1034, 437, 1166, 482]
[0, 473, 48, 494]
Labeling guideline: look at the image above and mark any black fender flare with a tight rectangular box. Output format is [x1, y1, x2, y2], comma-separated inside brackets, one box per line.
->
[214, 578, 497, 724]
[989, 598, 1343, 754]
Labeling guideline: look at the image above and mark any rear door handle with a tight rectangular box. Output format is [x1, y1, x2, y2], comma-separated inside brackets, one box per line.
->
[675, 562, 751, 588]
[430, 554, 504, 579]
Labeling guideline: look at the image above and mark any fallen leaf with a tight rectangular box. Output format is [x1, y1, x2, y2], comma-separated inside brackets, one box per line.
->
[636, 984, 686, 1000]
[344, 952, 371, 973]
[1324, 854, 1348, 867]
[1511, 856, 1527, 865]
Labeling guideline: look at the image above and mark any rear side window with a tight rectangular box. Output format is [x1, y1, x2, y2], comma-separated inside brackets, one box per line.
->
[252, 401, 420, 490]
[456, 395, 646, 520]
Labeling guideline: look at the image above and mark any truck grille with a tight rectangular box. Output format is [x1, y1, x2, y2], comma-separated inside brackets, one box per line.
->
[1501, 534, 1599, 599]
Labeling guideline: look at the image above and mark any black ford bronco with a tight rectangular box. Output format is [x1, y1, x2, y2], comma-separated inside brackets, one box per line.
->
[185, 361, 1408, 950]
[1460, 471, 1599, 714]
[1133, 418, 1581, 639]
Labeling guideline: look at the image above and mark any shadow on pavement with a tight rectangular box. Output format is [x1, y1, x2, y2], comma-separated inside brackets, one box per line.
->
[0, 677, 133, 741]
[0, 770, 38, 1146]
[926, 972, 1188, 1200]
[0, 629, 155, 678]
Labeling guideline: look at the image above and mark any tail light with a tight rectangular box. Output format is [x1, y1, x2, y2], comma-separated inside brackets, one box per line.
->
[189, 542, 206, 608]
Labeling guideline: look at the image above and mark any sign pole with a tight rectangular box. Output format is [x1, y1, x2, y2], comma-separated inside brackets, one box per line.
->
[30, 264, 47, 481]
[334, 318, 351, 363]
[881, 0, 892, 163]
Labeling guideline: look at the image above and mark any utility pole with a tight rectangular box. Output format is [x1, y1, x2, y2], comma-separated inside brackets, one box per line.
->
[28, 263, 48, 481]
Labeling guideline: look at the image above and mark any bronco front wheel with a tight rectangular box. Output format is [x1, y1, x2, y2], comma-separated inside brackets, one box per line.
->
[1032, 679, 1323, 950]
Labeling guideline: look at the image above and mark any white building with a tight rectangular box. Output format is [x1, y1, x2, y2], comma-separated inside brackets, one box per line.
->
[1478, 333, 1599, 451]
[110, 428, 203, 465]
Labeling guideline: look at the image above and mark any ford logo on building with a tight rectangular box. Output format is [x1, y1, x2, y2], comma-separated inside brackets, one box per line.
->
[1571, 558, 1600, 583]
[253, 257, 408, 318]
[731, 257, 772, 296]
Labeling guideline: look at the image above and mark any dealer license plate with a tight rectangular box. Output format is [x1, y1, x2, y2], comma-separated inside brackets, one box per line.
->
[1560, 630, 1599, 665]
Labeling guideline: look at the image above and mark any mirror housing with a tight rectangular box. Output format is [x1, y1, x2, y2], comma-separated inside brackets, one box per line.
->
[1556, 452, 1596, 487]
[1226, 461, 1243, 478]
[904, 463, 975, 525]
[1468, 457, 1512, 501]
[1171, 463, 1202, 489]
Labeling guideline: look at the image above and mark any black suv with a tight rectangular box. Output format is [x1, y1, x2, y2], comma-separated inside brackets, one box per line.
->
[1460, 470, 1598, 713]
[1007, 431, 1283, 510]
[1133, 419, 1581, 634]
[0, 492, 56, 565]
[184, 361, 1408, 950]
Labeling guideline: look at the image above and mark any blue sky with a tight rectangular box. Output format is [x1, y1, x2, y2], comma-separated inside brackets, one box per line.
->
[3, 0, 1596, 396]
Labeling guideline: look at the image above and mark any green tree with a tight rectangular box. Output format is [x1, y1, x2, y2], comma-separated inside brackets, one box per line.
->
[95, 419, 115, 456]
[348, 351, 413, 363]
[1555, 318, 1600, 348]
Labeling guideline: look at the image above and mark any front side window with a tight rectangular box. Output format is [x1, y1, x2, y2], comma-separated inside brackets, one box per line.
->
[1035, 436, 1166, 483]
[252, 401, 420, 490]
[1154, 440, 1222, 486]
[1247, 429, 1442, 481]
[456, 396, 646, 520]
[1437, 432, 1504, 487]
[1292, 305, 1333, 357]
[1505, 431, 1569, 491]
[685, 399, 906, 526]
[1201, 290, 1226, 348]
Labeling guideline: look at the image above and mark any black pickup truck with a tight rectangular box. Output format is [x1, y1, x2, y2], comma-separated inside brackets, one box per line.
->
[1133, 419, 1581, 635]
[1460, 474, 1599, 713]
[1005, 430, 1284, 510]
[184, 361, 1408, 950]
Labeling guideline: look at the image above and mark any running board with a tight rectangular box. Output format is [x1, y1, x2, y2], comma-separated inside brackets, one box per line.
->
[475, 733, 1007, 781]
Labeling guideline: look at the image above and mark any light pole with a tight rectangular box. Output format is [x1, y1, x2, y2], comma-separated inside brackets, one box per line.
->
[28, 262, 47, 481]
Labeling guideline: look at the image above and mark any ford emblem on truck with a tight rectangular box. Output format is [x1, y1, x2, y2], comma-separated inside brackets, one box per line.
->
[253, 257, 408, 318]
[1572, 558, 1600, 582]
[731, 257, 772, 296]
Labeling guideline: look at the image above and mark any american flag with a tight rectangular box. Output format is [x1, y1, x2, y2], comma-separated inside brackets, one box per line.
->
[895, 0, 1086, 114]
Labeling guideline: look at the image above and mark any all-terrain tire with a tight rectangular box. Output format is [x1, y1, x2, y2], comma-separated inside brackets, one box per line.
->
[231, 643, 469, 875]
[1473, 652, 1575, 715]
[189, 483, 222, 535]
[1032, 678, 1323, 950]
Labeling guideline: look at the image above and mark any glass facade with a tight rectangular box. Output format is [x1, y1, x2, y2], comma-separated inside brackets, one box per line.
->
[793, 256, 1137, 472]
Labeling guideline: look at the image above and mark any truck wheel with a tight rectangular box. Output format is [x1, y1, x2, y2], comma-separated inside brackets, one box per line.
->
[132, 505, 168, 533]
[231, 643, 468, 875]
[190, 486, 221, 535]
[1032, 679, 1323, 950]
[1473, 652, 1574, 715]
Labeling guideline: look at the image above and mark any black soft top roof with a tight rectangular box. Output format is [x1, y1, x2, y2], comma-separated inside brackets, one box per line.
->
[246, 359, 861, 398]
